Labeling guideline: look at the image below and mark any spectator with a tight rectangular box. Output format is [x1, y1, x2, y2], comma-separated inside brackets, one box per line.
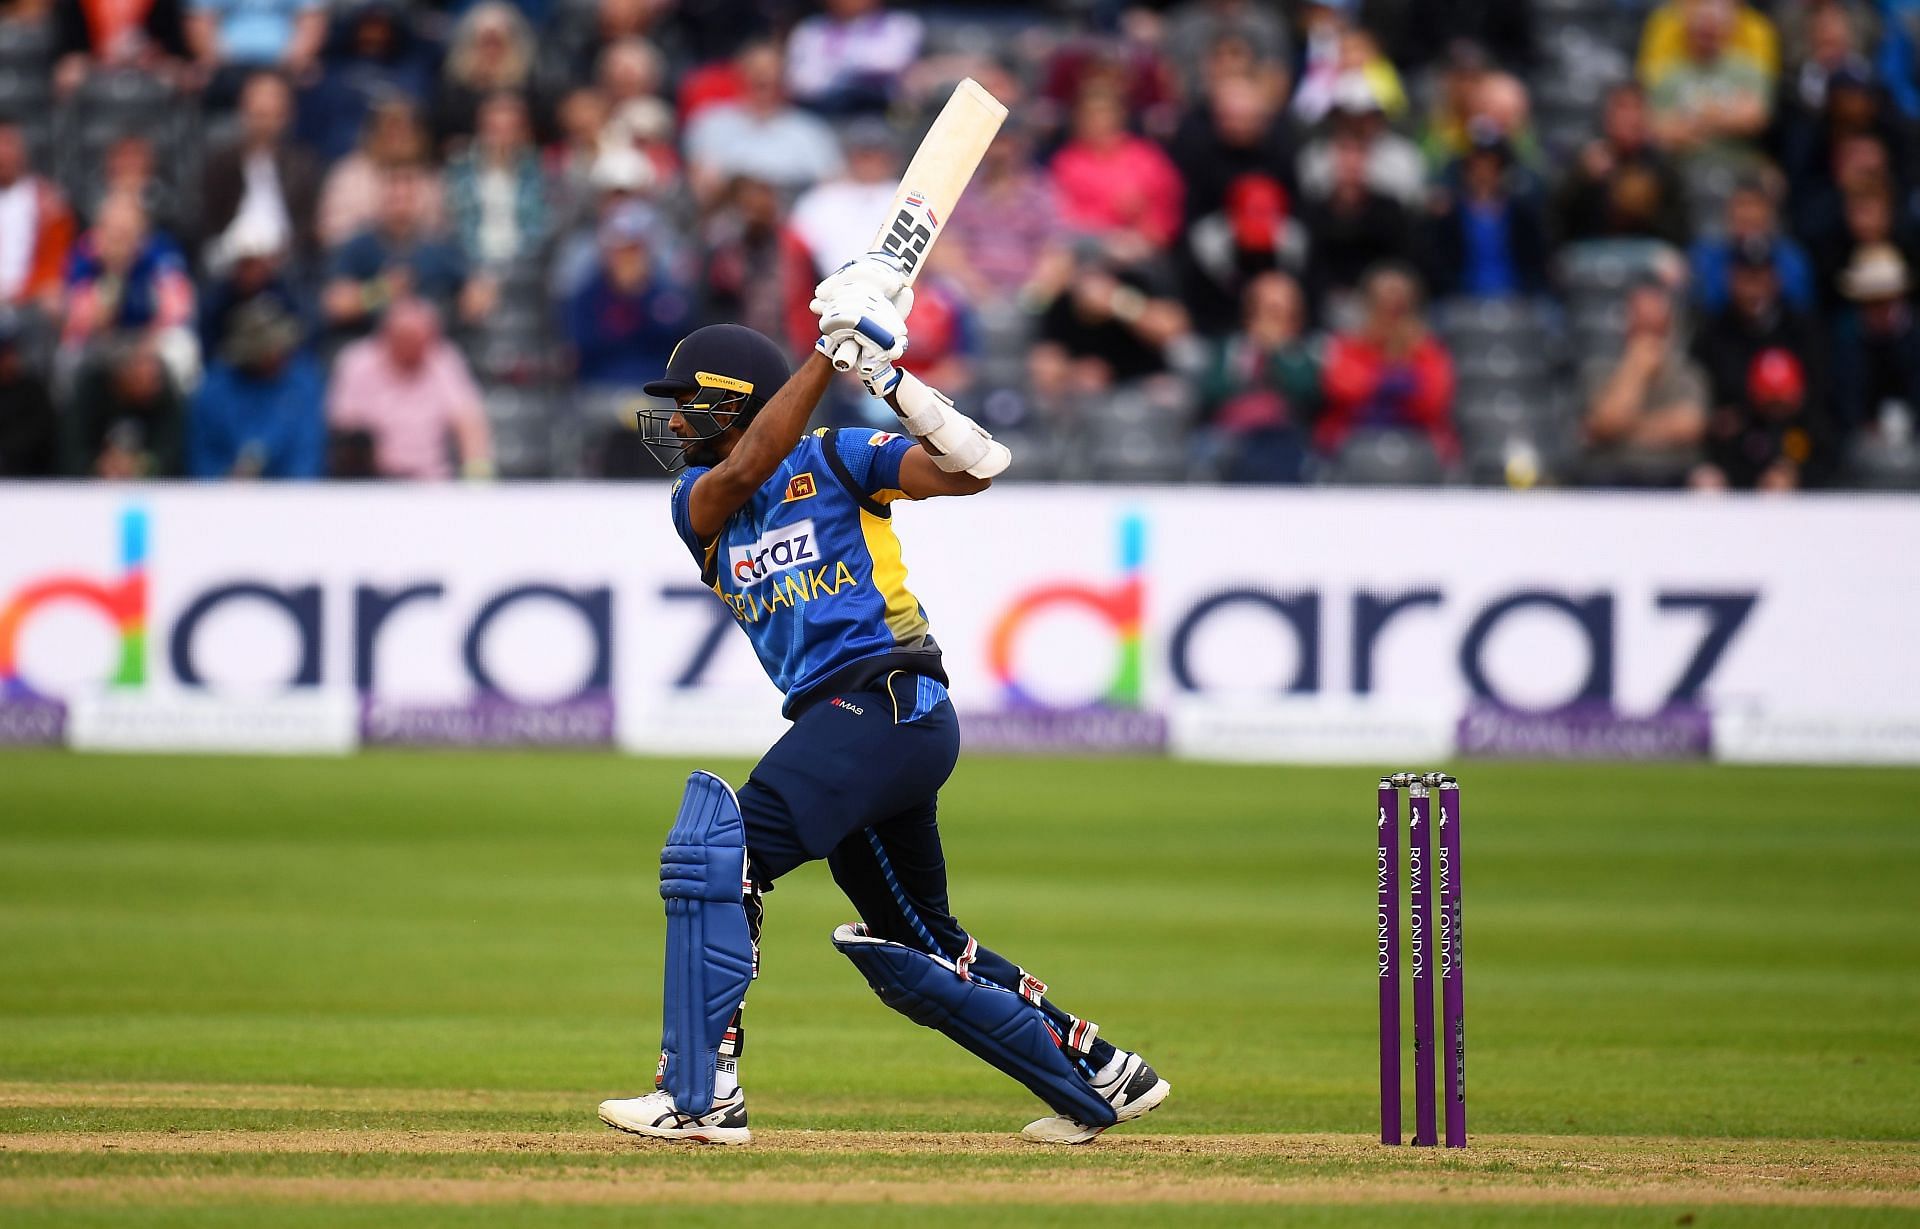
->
[185, 0, 325, 106]
[1781, 0, 1874, 117]
[296, 1, 437, 162]
[90, 133, 185, 241]
[198, 215, 305, 358]
[1032, 244, 1191, 390]
[598, 40, 681, 193]
[0, 120, 76, 313]
[1419, 40, 1493, 169]
[1781, 68, 1919, 238]
[1830, 243, 1920, 434]
[1049, 84, 1184, 249]
[323, 166, 490, 335]
[548, 144, 672, 301]
[53, 0, 190, 95]
[60, 192, 196, 372]
[783, 0, 922, 115]
[942, 125, 1065, 304]
[789, 118, 900, 276]
[1644, 0, 1773, 166]
[1195, 270, 1320, 483]
[1299, 132, 1414, 324]
[1291, 0, 1364, 125]
[566, 203, 692, 389]
[445, 91, 549, 271]
[1692, 236, 1829, 436]
[1581, 279, 1709, 485]
[66, 338, 182, 477]
[189, 298, 324, 478]
[1296, 74, 1427, 209]
[1422, 60, 1542, 176]
[1639, 0, 1780, 85]
[202, 71, 322, 267]
[547, 85, 612, 237]
[1035, 9, 1181, 143]
[540, 0, 677, 108]
[1163, 0, 1290, 99]
[1424, 127, 1548, 301]
[699, 174, 834, 358]
[683, 41, 843, 198]
[1690, 176, 1815, 312]
[1692, 347, 1834, 489]
[316, 96, 447, 248]
[1812, 170, 1920, 309]
[433, 2, 536, 151]
[1551, 82, 1691, 246]
[326, 296, 492, 479]
[1178, 169, 1308, 337]
[1314, 265, 1458, 465]
[1170, 72, 1294, 233]
[0, 320, 58, 476]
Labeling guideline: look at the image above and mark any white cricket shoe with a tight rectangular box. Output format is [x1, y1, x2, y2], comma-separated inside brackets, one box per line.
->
[598, 1087, 751, 1145]
[1021, 1051, 1171, 1145]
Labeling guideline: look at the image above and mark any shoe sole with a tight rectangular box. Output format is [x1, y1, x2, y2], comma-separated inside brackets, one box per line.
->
[599, 1110, 751, 1146]
[1021, 1078, 1172, 1145]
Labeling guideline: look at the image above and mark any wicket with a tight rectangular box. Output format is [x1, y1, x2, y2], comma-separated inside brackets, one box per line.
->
[1378, 771, 1466, 1148]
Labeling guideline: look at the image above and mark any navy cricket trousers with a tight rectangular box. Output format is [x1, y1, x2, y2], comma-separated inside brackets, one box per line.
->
[733, 671, 1107, 1060]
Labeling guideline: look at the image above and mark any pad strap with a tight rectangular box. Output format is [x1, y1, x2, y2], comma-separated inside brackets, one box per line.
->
[658, 771, 755, 1115]
[832, 925, 1117, 1128]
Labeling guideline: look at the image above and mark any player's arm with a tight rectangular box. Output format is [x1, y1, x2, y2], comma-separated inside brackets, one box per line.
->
[892, 420, 992, 498]
[686, 352, 835, 540]
[861, 360, 1010, 490]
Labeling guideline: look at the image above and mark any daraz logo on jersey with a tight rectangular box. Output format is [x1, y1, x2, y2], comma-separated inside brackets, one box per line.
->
[730, 519, 821, 589]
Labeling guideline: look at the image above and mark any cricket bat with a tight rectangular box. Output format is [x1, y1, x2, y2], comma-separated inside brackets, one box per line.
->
[829, 77, 1008, 372]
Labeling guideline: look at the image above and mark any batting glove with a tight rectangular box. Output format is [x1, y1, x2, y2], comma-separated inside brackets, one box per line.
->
[814, 289, 908, 366]
[814, 252, 914, 318]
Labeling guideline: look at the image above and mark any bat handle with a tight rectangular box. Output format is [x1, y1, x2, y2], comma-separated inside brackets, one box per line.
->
[831, 337, 861, 373]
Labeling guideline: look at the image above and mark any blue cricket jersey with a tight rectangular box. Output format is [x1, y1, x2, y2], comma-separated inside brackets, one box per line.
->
[670, 427, 947, 717]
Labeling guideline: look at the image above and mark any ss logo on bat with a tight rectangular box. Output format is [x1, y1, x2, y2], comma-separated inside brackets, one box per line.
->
[883, 210, 933, 274]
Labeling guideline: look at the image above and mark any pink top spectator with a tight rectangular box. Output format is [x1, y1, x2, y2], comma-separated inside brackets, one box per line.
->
[327, 314, 491, 480]
[1050, 89, 1184, 248]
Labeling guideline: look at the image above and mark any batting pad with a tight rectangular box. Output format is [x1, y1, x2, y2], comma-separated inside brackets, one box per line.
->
[832, 925, 1118, 1128]
[659, 771, 754, 1116]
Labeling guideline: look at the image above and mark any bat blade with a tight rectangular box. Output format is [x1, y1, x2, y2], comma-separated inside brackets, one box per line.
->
[830, 78, 1008, 372]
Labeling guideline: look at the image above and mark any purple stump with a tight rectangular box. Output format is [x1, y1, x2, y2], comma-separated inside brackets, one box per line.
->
[1377, 779, 1401, 1145]
[1408, 782, 1438, 1147]
[1439, 781, 1467, 1148]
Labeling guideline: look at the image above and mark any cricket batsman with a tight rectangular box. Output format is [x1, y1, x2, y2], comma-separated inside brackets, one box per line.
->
[596, 254, 1170, 1145]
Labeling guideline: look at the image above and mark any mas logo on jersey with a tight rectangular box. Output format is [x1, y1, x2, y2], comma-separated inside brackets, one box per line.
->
[782, 472, 817, 503]
[729, 519, 820, 589]
[867, 431, 899, 447]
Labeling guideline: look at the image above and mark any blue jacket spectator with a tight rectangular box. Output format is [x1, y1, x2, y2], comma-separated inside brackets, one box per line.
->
[1425, 131, 1548, 299]
[566, 204, 693, 388]
[1691, 180, 1816, 313]
[190, 301, 325, 478]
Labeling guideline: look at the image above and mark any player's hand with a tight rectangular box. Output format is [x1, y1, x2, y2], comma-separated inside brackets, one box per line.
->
[814, 252, 914, 318]
[857, 354, 903, 399]
[814, 289, 908, 366]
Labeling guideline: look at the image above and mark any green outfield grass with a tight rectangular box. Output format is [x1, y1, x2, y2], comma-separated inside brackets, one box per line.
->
[1, 752, 1916, 1226]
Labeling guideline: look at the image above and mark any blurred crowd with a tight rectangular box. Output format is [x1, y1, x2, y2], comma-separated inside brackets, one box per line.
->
[1, 0, 1918, 490]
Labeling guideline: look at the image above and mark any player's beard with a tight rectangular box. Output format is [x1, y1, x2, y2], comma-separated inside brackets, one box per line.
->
[684, 435, 728, 469]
